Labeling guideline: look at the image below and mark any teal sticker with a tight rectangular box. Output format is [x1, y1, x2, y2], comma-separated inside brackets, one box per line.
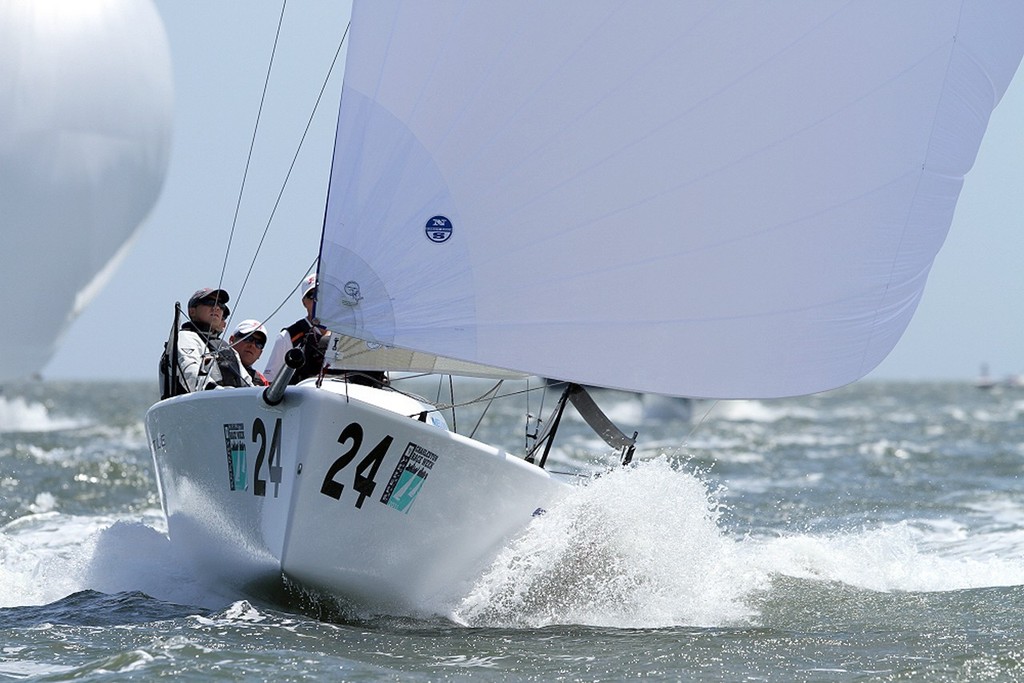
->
[381, 443, 437, 513]
[387, 470, 425, 511]
[231, 443, 247, 491]
[224, 423, 247, 491]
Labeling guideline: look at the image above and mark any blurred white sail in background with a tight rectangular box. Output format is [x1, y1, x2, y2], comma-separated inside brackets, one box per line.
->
[0, 0, 173, 382]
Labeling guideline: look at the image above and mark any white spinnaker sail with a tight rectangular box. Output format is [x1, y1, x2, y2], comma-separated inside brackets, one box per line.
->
[317, 1, 1024, 399]
[0, 0, 172, 382]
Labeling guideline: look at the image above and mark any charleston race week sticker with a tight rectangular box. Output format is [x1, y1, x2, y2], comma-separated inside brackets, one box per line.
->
[380, 443, 438, 513]
[224, 423, 247, 491]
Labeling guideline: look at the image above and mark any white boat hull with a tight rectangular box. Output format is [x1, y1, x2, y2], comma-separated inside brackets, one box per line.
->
[145, 380, 570, 616]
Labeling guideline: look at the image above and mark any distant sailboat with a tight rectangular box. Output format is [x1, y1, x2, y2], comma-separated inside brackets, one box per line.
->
[1004, 374, 1024, 389]
[0, 0, 173, 382]
[975, 363, 997, 390]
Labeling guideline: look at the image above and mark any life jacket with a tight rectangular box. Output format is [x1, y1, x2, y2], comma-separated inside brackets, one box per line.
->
[206, 336, 249, 388]
[246, 365, 270, 386]
[159, 305, 186, 400]
[164, 320, 247, 391]
[159, 341, 188, 400]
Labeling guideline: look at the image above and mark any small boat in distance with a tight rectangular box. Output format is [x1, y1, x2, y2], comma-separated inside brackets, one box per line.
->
[975, 363, 997, 390]
[975, 366, 1024, 390]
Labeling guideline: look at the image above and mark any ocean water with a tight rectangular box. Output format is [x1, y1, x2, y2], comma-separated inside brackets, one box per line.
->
[2, 379, 1024, 681]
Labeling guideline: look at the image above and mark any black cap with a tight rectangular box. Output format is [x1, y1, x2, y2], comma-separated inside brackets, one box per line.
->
[188, 287, 230, 309]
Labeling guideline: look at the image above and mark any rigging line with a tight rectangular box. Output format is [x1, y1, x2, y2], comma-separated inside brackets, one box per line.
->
[421, 382, 550, 413]
[525, 377, 548, 451]
[677, 399, 719, 452]
[218, 0, 290, 293]
[385, 379, 549, 416]
[433, 375, 443, 404]
[241, 256, 318, 335]
[234, 20, 351, 311]
[468, 380, 503, 439]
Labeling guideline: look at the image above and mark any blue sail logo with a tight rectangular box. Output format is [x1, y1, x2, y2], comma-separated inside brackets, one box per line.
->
[424, 216, 452, 243]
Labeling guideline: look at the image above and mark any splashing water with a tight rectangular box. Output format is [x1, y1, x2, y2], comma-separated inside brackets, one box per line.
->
[455, 457, 767, 628]
[0, 396, 87, 432]
[0, 513, 236, 610]
[453, 451, 1024, 630]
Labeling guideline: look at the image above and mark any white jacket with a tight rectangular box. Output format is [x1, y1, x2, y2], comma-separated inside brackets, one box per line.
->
[176, 327, 254, 392]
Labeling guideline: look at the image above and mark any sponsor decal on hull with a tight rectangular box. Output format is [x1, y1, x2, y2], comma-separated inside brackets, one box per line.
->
[381, 443, 438, 513]
[224, 423, 247, 491]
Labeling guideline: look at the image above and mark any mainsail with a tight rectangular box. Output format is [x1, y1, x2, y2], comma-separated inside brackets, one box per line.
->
[0, 0, 173, 382]
[317, 2, 1024, 399]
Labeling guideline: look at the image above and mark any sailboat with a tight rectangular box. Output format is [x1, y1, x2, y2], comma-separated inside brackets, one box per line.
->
[146, 2, 1024, 618]
[974, 363, 997, 390]
[0, 0, 173, 383]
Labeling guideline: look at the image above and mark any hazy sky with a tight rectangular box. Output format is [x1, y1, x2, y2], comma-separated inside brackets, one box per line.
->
[44, 2, 1024, 383]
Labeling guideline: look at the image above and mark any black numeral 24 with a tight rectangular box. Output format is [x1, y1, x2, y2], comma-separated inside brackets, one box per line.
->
[252, 417, 283, 497]
[320, 422, 393, 508]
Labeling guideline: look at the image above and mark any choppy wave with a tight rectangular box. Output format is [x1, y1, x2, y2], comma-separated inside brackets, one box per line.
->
[453, 457, 1024, 629]
[5, 454, 1024, 630]
[4, 380, 1024, 637]
[0, 511, 236, 610]
[0, 396, 89, 432]
[455, 458, 754, 628]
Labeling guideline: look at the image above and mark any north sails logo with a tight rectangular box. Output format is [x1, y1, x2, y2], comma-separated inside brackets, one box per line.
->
[425, 215, 453, 243]
[342, 281, 363, 307]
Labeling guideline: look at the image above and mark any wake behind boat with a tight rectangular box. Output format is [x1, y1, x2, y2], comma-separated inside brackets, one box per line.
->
[147, 2, 1024, 618]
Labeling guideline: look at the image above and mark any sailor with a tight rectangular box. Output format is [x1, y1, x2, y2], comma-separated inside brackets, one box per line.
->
[229, 319, 270, 386]
[263, 275, 328, 384]
[166, 287, 253, 394]
[215, 301, 230, 335]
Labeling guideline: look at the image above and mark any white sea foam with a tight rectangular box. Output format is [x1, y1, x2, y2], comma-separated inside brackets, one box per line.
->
[748, 520, 1024, 593]
[455, 458, 766, 628]
[5, 449, 1024, 628]
[453, 457, 1024, 629]
[0, 511, 231, 610]
[1, 512, 113, 608]
[28, 492, 57, 513]
[601, 398, 645, 426]
[0, 660, 75, 679]
[703, 399, 813, 423]
[0, 396, 87, 433]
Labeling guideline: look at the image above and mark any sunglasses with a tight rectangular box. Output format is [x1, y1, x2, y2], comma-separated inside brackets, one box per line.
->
[240, 338, 266, 349]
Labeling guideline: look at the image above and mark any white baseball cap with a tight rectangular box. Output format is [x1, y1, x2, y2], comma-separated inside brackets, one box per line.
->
[300, 274, 317, 301]
[230, 319, 268, 343]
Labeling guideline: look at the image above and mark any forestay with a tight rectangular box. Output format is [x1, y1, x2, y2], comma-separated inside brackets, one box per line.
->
[317, 1, 1024, 399]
